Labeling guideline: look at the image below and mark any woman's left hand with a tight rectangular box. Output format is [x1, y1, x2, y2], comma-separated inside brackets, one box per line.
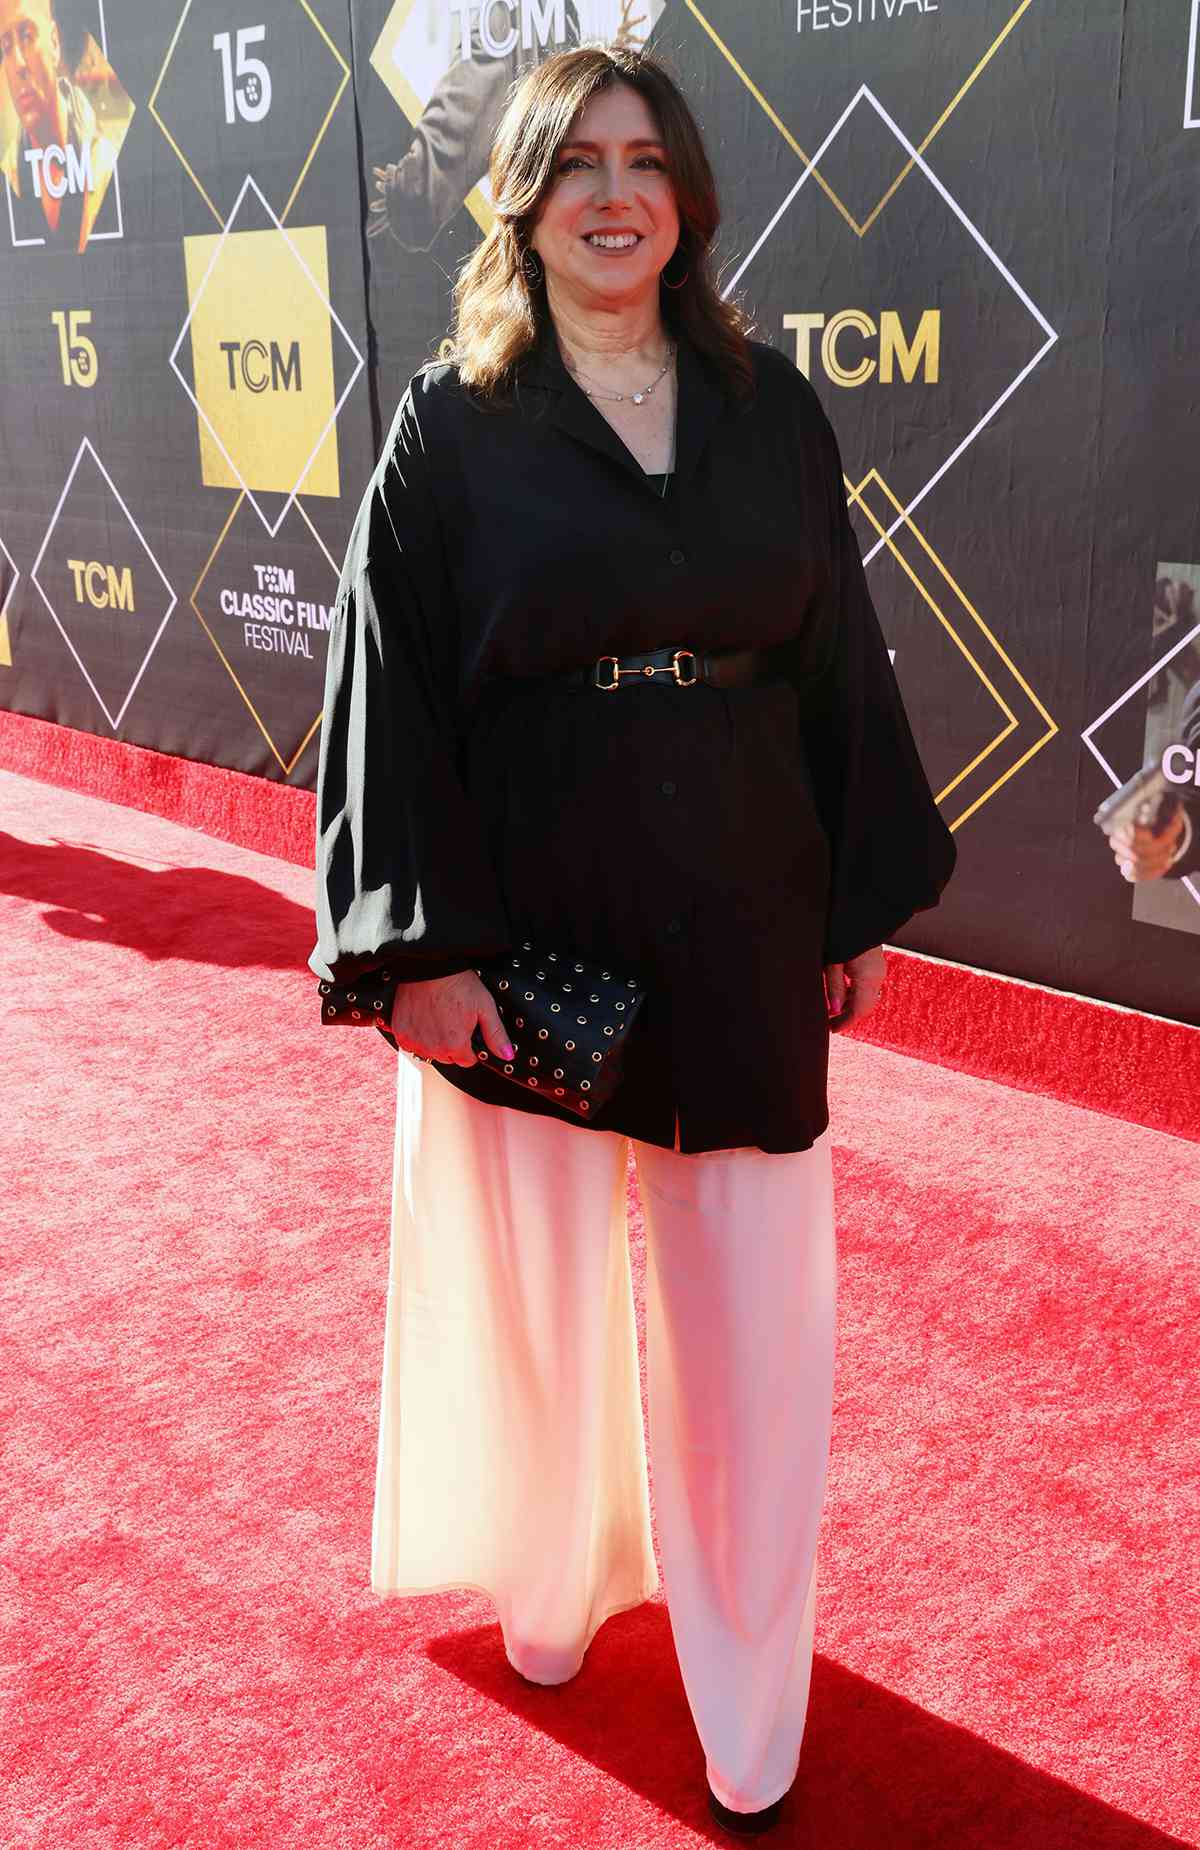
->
[824, 946, 886, 1031]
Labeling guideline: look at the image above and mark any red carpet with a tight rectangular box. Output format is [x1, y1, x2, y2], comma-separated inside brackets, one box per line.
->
[2, 763, 1197, 1848]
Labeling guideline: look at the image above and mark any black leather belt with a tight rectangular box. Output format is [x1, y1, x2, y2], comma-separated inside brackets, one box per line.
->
[550, 644, 768, 692]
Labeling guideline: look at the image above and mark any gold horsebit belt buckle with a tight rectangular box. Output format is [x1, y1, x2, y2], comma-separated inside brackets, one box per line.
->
[593, 648, 699, 692]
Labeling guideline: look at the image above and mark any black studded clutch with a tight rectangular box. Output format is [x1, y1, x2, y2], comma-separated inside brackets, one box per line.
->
[468, 943, 647, 1119]
[316, 944, 647, 1121]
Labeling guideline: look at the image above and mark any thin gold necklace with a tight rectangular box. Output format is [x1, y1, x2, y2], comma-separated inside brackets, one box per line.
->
[570, 341, 676, 406]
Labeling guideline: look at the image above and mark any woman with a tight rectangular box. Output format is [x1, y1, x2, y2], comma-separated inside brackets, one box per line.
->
[310, 44, 955, 1837]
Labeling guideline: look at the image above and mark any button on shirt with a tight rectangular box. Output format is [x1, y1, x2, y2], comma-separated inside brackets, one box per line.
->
[309, 321, 956, 1154]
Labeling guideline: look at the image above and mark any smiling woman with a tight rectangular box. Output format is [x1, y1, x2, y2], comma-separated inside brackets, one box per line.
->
[532, 105, 679, 296]
[310, 40, 954, 1842]
[447, 44, 754, 407]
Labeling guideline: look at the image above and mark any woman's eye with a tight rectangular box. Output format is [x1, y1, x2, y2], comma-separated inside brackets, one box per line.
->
[557, 155, 666, 174]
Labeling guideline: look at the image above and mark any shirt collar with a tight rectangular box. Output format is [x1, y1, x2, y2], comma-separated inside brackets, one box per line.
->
[515, 314, 728, 496]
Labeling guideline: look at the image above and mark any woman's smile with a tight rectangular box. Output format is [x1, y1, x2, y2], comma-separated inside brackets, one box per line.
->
[582, 231, 643, 252]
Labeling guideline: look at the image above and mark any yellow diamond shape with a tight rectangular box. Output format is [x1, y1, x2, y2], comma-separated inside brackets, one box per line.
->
[181, 220, 340, 500]
[848, 468, 1056, 830]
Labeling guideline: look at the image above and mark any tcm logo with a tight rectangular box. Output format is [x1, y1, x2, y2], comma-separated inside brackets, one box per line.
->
[449, 0, 566, 57]
[783, 310, 941, 386]
[67, 559, 134, 611]
[218, 339, 302, 393]
[24, 141, 98, 200]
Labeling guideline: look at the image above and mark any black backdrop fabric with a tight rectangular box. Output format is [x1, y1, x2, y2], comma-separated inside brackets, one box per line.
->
[2, 0, 1198, 1026]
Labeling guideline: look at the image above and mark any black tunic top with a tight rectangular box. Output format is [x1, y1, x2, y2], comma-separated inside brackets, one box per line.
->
[308, 321, 956, 1153]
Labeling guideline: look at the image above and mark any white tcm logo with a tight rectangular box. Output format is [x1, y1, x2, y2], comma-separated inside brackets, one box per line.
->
[447, 0, 567, 57]
[23, 137, 104, 198]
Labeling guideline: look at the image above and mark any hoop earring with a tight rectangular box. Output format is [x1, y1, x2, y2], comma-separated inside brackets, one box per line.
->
[661, 250, 690, 291]
[521, 247, 544, 287]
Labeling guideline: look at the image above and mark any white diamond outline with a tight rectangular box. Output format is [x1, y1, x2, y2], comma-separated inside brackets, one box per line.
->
[4, 0, 126, 248]
[722, 83, 1059, 567]
[169, 173, 365, 538]
[1081, 618, 1200, 911]
[29, 436, 178, 733]
[1187, 0, 1200, 128]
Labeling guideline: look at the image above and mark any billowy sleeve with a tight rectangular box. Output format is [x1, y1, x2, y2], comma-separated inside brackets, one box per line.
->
[782, 379, 957, 965]
[308, 378, 512, 990]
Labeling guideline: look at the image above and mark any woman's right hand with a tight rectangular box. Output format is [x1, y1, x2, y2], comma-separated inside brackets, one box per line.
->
[389, 971, 515, 1068]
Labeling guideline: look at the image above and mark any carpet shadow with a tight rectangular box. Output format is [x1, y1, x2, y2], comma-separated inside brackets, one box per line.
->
[426, 1606, 1190, 1849]
[0, 829, 313, 969]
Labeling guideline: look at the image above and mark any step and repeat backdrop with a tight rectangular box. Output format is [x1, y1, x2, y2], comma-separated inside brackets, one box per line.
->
[1, 0, 1198, 1025]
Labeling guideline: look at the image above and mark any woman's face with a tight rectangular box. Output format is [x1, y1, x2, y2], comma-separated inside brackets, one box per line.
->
[529, 82, 681, 308]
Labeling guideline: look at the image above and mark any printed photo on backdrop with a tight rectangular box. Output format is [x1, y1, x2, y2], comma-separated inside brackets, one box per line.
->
[1094, 562, 1200, 935]
[366, 0, 663, 252]
[0, 0, 133, 251]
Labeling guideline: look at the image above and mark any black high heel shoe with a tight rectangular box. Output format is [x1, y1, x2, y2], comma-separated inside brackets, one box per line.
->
[706, 1780, 787, 1835]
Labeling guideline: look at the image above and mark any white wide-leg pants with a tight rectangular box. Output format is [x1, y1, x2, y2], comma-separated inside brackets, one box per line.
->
[371, 1056, 837, 1814]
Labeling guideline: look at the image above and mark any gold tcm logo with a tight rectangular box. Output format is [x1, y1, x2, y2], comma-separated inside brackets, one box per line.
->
[782, 309, 939, 386]
[172, 177, 363, 533]
[67, 556, 134, 609]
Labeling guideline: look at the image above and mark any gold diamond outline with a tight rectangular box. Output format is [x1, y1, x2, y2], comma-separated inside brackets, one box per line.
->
[684, 0, 1034, 238]
[847, 467, 1057, 830]
[191, 491, 334, 776]
[149, 0, 350, 228]
[369, 0, 493, 236]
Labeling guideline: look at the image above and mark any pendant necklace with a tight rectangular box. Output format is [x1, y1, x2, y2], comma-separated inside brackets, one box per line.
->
[563, 339, 677, 497]
[572, 340, 676, 406]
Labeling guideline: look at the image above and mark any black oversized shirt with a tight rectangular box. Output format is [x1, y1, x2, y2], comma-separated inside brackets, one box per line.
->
[308, 322, 956, 1153]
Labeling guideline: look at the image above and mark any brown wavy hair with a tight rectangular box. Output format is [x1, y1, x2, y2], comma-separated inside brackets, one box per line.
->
[446, 45, 755, 404]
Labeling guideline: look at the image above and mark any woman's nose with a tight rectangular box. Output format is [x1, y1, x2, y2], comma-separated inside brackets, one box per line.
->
[593, 163, 633, 211]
